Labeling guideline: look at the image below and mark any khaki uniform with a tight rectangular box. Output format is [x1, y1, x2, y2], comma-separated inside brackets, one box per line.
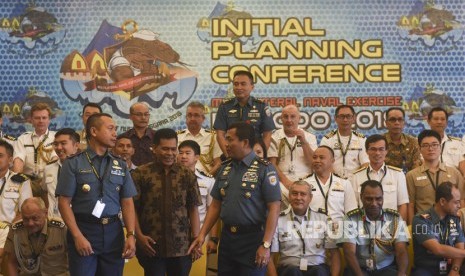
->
[406, 163, 464, 213]
[383, 132, 421, 173]
[4, 219, 69, 276]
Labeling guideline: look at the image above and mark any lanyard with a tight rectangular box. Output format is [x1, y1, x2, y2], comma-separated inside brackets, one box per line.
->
[314, 174, 333, 215]
[336, 131, 352, 169]
[84, 152, 109, 198]
[425, 170, 440, 191]
[439, 219, 450, 244]
[283, 136, 298, 162]
[28, 233, 48, 259]
[440, 140, 446, 163]
[0, 177, 6, 196]
[366, 165, 387, 184]
[290, 210, 311, 255]
[31, 132, 49, 164]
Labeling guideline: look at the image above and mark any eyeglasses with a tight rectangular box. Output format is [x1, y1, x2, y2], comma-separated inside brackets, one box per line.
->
[131, 113, 150, 117]
[387, 117, 404, 123]
[336, 114, 354, 120]
[368, 147, 386, 152]
[420, 143, 441, 150]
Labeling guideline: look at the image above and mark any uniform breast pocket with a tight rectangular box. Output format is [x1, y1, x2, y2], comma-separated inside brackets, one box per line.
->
[45, 243, 66, 256]
[278, 231, 293, 243]
[331, 189, 345, 198]
[383, 184, 396, 197]
[109, 174, 124, 192]
[413, 180, 429, 188]
[76, 174, 95, 193]
[241, 183, 257, 199]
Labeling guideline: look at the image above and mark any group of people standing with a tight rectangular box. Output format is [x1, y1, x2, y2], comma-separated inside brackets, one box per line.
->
[1, 70, 465, 276]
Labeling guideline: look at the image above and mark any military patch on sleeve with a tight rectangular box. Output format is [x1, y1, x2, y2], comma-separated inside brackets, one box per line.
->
[11, 173, 29, 183]
[268, 173, 278, 186]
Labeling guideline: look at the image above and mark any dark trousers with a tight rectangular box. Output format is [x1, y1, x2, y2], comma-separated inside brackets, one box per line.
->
[411, 266, 443, 276]
[344, 263, 398, 276]
[218, 229, 266, 276]
[278, 264, 330, 276]
[137, 255, 192, 276]
[68, 220, 124, 276]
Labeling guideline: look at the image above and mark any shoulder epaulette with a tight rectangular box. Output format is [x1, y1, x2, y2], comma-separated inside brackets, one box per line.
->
[315, 208, 327, 215]
[324, 129, 337, 139]
[12, 221, 24, 230]
[223, 98, 234, 104]
[176, 129, 187, 135]
[346, 208, 362, 217]
[256, 157, 270, 165]
[333, 173, 348, 180]
[280, 206, 291, 216]
[18, 131, 33, 137]
[2, 134, 16, 141]
[385, 208, 400, 216]
[251, 97, 265, 104]
[199, 170, 213, 178]
[449, 136, 461, 141]
[10, 173, 29, 183]
[221, 158, 232, 165]
[48, 218, 65, 228]
[387, 165, 402, 172]
[0, 221, 9, 229]
[353, 166, 367, 174]
[204, 129, 215, 134]
[47, 159, 59, 165]
[352, 131, 365, 138]
[298, 173, 313, 181]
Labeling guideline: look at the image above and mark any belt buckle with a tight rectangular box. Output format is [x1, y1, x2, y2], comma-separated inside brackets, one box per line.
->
[101, 218, 109, 225]
[230, 226, 237, 233]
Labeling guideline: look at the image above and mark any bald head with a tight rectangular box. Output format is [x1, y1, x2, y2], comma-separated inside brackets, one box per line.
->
[282, 104, 300, 132]
[21, 197, 46, 213]
[21, 197, 47, 234]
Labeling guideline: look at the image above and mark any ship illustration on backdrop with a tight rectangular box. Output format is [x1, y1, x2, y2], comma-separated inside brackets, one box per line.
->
[396, 0, 463, 46]
[403, 84, 461, 128]
[197, 1, 260, 49]
[60, 20, 198, 116]
[0, 1, 66, 56]
[1, 87, 65, 135]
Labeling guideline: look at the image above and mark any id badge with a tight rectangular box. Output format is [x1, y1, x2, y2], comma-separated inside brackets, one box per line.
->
[299, 258, 307, 271]
[366, 258, 374, 270]
[439, 260, 448, 275]
[92, 200, 106, 218]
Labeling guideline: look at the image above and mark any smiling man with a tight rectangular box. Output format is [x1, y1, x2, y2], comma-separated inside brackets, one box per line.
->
[131, 128, 202, 276]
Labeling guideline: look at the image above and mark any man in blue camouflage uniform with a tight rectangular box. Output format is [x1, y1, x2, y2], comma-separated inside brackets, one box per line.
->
[412, 182, 465, 276]
[189, 122, 281, 276]
[214, 70, 275, 157]
[56, 113, 137, 276]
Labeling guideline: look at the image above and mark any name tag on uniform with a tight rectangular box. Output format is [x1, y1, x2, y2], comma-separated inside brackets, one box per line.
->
[299, 258, 308, 271]
[92, 200, 106, 218]
[416, 176, 427, 181]
[111, 169, 125, 176]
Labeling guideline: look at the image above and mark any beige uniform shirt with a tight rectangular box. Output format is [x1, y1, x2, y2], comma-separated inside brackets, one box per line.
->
[4, 219, 69, 276]
[406, 163, 464, 213]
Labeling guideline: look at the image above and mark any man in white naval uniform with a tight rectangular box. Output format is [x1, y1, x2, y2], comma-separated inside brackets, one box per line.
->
[269, 104, 318, 210]
[351, 134, 409, 221]
[320, 105, 368, 179]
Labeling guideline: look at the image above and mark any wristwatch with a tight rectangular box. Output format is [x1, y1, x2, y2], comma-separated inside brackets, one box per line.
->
[261, 241, 271, 249]
[126, 231, 136, 238]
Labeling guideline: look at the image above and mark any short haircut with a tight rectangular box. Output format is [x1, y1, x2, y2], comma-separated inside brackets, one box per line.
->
[116, 134, 133, 144]
[317, 145, 335, 158]
[255, 138, 268, 159]
[178, 140, 201, 155]
[227, 122, 255, 149]
[233, 70, 254, 84]
[153, 128, 177, 146]
[435, 181, 457, 203]
[55, 128, 80, 143]
[386, 107, 405, 119]
[85, 113, 113, 140]
[360, 180, 383, 195]
[30, 103, 51, 118]
[0, 140, 13, 156]
[129, 102, 149, 114]
[418, 129, 441, 145]
[187, 101, 206, 112]
[21, 197, 46, 212]
[82, 102, 102, 114]
[365, 134, 387, 151]
[428, 106, 449, 121]
[335, 104, 355, 116]
[289, 180, 312, 194]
